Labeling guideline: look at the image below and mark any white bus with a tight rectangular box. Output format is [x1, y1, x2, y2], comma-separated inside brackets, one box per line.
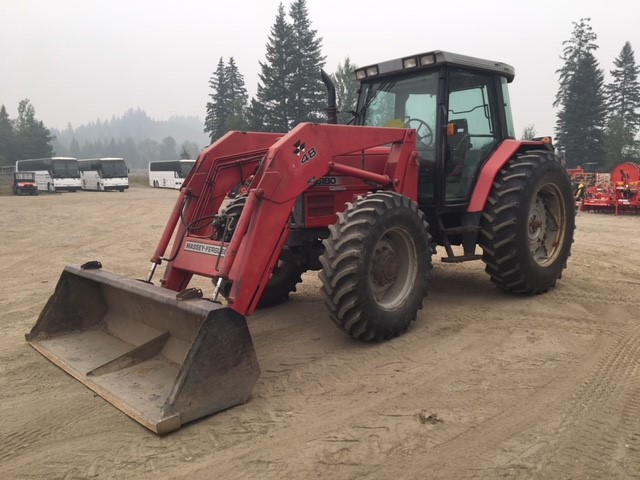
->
[15, 157, 81, 192]
[78, 158, 129, 191]
[148, 160, 195, 189]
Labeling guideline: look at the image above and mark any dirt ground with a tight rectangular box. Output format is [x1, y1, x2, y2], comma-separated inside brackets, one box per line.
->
[1, 184, 640, 479]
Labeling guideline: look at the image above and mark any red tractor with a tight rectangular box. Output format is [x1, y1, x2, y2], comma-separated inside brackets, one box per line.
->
[28, 50, 575, 433]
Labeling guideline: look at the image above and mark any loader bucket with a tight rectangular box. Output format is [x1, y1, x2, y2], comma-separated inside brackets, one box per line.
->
[26, 265, 260, 434]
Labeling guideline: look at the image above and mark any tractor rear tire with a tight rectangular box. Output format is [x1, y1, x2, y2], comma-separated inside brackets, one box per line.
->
[319, 191, 432, 342]
[479, 150, 575, 294]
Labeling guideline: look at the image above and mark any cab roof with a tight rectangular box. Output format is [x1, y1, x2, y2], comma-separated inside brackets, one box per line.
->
[354, 50, 515, 83]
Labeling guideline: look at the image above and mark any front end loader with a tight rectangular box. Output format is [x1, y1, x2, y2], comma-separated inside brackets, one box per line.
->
[28, 50, 575, 433]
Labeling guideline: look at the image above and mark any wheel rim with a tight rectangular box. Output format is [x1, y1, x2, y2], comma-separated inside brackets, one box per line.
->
[369, 226, 418, 309]
[528, 182, 567, 267]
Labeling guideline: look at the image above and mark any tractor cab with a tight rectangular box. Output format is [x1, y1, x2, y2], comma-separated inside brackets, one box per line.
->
[353, 51, 516, 211]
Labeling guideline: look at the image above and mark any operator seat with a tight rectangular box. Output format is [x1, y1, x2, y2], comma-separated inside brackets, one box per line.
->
[447, 118, 471, 178]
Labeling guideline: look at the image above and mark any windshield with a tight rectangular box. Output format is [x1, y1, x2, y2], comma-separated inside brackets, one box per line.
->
[15, 172, 35, 181]
[52, 159, 79, 178]
[357, 71, 438, 151]
[179, 161, 195, 178]
[101, 160, 128, 177]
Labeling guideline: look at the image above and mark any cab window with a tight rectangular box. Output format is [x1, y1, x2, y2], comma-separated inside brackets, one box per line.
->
[445, 69, 503, 202]
[359, 71, 439, 155]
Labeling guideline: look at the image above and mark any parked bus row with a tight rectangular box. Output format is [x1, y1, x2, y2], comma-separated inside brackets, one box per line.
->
[15, 157, 129, 193]
[14, 157, 197, 194]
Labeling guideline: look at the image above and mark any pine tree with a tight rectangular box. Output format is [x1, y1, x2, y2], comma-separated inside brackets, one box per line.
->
[122, 137, 141, 167]
[224, 57, 249, 132]
[180, 141, 199, 159]
[246, 97, 269, 132]
[255, 3, 294, 132]
[554, 18, 598, 109]
[180, 144, 191, 159]
[69, 137, 81, 158]
[287, 0, 326, 125]
[106, 138, 118, 156]
[14, 99, 54, 160]
[603, 41, 640, 168]
[521, 124, 537, 140]
[333, 57, 359, 124]
[554, 18, 607, 168]
[0, 105, 16, 166]
[159, 136, 177, 159]
[204, 57, 230, 142]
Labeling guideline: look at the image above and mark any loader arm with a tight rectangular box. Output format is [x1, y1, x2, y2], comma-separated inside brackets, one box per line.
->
[161, 123, 420, 315]
[151, 131, 283, 268]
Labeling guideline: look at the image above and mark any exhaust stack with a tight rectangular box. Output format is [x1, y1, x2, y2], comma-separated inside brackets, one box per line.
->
[321, 68, 338, 124]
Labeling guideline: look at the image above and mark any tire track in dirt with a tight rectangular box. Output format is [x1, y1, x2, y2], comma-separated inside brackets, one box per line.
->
[0, 395, 102, 465]
[321, 302, 611, 479]
[559, 284, 640, 309]
[12, 285, 603, 480]
[145, 323, 548, 479]
[0, 343, 126, 477]
[0, 427, 53, 464]
[51, 308, 519, 480]
[3, 190, 640, 479]
[532, 318, 640, 478]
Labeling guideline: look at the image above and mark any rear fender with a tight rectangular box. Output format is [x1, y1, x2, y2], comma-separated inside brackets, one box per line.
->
[467, 139, 549, 213]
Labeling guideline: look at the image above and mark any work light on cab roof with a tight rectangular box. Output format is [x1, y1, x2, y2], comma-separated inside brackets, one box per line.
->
[353, 50, 515, 81]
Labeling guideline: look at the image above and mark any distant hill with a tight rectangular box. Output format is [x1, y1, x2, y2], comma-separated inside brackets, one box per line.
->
[53, 108, 209, 147]
[51, 108, 210, 169]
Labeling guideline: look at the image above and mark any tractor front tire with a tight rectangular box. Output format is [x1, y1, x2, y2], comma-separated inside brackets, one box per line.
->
[479, 150, 575, 294]
[320, 192, 432, 342]
[220, 196, 305, 308]
[258, 256, 306, 308]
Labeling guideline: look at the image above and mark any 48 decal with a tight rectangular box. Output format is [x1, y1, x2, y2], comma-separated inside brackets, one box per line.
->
[301, 147, 317, 165]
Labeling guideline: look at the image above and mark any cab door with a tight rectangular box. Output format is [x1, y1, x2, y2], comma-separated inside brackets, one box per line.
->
[443, 68, 506, 205]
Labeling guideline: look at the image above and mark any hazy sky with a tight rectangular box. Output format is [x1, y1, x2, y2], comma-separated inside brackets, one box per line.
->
[1, 0, 638, 138]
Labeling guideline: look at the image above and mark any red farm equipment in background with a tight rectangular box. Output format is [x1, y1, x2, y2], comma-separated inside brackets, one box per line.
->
[581, 162, 640, 213]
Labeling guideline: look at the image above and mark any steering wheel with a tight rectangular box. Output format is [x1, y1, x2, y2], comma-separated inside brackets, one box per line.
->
[406, 118, 434, 147]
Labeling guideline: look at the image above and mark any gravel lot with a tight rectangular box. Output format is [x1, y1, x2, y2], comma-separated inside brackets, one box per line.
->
[2, 184, 639, 479]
